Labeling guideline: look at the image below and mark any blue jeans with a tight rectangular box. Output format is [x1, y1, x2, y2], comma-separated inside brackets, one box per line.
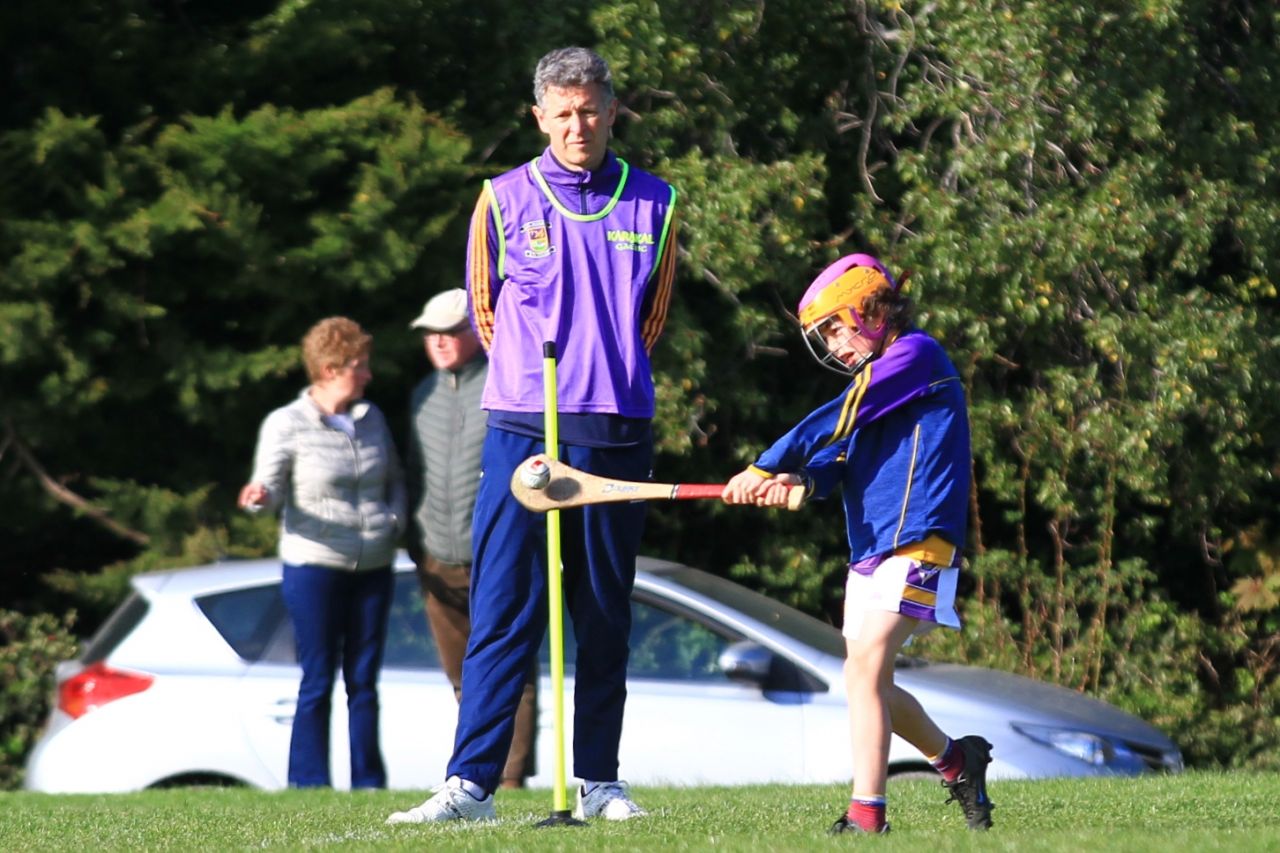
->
[281, 563, 393, 789]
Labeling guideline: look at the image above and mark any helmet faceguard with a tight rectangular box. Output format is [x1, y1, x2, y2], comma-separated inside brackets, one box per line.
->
[797, 253, 901, 376]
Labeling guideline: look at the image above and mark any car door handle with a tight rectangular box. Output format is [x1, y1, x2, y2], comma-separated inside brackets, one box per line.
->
[269, 698, 296, 724]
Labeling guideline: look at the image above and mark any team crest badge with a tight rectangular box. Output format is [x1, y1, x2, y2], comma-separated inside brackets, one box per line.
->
[521, 220, 555, 258]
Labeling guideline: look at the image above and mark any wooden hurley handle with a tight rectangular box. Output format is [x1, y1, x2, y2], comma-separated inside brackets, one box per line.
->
[510, 455, 805, 513]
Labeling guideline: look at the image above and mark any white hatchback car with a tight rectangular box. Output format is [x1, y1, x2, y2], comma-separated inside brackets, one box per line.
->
[24, 554, 1182, 792]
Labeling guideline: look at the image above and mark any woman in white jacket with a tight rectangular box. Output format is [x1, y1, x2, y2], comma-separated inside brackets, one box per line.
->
[238, 316, 406, 789]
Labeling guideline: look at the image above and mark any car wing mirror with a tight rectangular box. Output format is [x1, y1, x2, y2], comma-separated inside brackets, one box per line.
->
[718, 641, 775, 686]
[719, 640, 830, 694]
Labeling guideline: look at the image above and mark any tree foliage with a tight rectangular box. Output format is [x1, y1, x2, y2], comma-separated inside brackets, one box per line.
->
[2, 0, 1279, 773]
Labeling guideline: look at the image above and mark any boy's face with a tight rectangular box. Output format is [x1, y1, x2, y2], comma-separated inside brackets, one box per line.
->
[818, 317, 879, 369]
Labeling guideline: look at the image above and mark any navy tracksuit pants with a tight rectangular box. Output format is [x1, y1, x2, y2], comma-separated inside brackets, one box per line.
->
[446, 427, 650, 792]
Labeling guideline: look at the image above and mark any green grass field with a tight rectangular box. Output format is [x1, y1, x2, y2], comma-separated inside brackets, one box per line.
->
[4, 773, 1279, 851]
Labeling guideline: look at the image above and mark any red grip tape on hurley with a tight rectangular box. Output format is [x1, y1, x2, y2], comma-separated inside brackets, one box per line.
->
[670, 483, 727, 501]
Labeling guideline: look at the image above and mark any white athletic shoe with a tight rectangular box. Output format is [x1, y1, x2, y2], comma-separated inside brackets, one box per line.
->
[573, 781, 647, 821]
[385, 776, 496, 825]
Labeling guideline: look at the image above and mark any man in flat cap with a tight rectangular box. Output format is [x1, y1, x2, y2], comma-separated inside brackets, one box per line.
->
[406, 288, 537, 791]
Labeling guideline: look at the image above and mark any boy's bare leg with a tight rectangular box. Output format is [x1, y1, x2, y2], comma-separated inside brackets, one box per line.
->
[845, 611, 944, 796]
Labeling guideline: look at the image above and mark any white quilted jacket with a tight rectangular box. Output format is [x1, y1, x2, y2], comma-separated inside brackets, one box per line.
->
[250, 389, 406, 570]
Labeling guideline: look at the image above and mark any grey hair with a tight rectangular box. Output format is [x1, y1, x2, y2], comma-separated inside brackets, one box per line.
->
[533, 47, 615, 107]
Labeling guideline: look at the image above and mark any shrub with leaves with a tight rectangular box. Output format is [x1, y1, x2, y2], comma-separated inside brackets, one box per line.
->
[0, 609, 79, 790]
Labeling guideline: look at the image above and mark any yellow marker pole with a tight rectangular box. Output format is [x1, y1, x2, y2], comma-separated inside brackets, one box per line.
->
[536, 341, 584, 827]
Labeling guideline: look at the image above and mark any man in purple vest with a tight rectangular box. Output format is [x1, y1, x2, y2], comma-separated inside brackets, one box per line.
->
[387, 46, 678, 825]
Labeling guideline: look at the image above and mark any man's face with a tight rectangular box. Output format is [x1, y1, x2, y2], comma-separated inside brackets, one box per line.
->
[532, 83, 617, 172]
[424, 327, 480, 372]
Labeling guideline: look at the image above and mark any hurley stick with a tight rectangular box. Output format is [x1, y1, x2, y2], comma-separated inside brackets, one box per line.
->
[511, 454, 806, 513]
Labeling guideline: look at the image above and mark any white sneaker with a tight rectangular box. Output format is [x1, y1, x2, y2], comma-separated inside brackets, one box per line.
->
[573, 781, 647, 821]
[385, 776, 496, 825]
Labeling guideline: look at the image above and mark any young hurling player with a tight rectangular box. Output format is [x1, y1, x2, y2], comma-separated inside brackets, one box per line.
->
[722, 253, 994, 834]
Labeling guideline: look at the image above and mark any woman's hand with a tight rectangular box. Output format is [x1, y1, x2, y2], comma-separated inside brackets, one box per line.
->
[238, 482, 269, 512]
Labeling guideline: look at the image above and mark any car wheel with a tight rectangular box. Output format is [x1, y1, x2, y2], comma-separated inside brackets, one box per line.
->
[888, 765, 939, 783]
[151, 773, 247, 789]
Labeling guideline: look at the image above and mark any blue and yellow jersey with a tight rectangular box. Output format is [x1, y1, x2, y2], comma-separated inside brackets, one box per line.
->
[751, 329, 970, 565]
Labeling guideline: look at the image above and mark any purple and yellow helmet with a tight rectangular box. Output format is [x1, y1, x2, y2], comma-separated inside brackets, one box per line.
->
[797, 253, 901, 375]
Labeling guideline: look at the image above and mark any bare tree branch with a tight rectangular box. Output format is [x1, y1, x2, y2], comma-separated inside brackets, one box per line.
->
[3, 420, 151, 547]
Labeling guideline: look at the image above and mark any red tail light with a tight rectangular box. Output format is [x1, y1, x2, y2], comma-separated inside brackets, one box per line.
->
[58, 662, 155, 719]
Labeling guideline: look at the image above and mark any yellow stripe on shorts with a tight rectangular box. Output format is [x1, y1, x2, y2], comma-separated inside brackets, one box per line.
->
[901, 585, 938, 606]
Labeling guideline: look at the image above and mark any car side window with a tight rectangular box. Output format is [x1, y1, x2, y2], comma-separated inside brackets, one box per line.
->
[214, 570, 728, 681]
[252, 573, 443, 669]
[539, 595, 736, 683]
[197, 584, 286, 662]
[626, 596, 734, 682]
[382, 573, 442, 669]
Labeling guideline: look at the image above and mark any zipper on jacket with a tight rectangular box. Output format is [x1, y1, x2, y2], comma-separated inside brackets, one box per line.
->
[342, 428, 364, 570]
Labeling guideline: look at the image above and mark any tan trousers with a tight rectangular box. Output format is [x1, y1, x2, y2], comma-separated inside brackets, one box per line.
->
[417, 556, 538, 787]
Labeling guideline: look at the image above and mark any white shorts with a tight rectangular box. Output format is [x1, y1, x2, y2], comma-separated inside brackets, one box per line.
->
[842, 555, 961, 643]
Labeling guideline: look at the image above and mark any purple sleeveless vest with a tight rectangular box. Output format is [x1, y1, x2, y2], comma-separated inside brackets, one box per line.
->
[480, 154, 677, 417]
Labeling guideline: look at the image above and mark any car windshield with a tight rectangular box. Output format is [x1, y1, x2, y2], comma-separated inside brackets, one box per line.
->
[658, 566, 847, 658]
